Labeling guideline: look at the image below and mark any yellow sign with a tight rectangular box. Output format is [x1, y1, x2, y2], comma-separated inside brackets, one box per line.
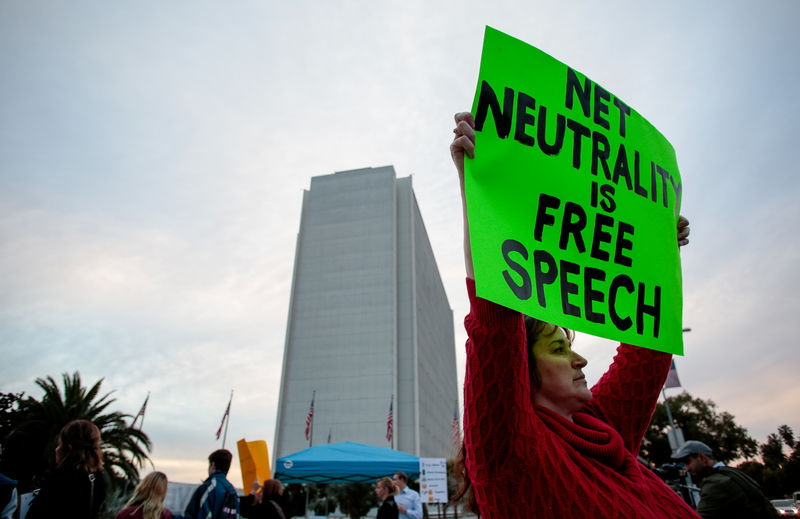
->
[237, 439, 271, 495]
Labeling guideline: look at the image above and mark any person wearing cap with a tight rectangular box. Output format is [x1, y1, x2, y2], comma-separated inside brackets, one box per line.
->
[672, 440, 776, 518]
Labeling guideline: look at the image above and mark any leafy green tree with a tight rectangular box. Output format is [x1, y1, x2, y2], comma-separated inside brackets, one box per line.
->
[777, 425, 795, 448]
[330, 483, 378, 519]
[643, 391, 758, 466]
[761, 433, 787, 467]
[310, 484, 338, 516]
[703, 425, 800, 499]
[0, 392, 24, 445]
[281, 483, 309, 518]
[756, 425, 800, 498]
[0, 372, 150, 494]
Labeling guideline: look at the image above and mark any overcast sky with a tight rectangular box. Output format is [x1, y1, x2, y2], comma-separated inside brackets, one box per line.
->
[2, 0, 798, 489]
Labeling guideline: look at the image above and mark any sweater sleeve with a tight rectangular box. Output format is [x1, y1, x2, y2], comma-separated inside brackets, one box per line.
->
[583, 343, 672, 453]
[463, 278, 535, 481]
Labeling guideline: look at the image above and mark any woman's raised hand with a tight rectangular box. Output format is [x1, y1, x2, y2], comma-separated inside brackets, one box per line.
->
[677, 215, 690, 248]
[450, 112, 476, 180]
[451, 111, 477, 279]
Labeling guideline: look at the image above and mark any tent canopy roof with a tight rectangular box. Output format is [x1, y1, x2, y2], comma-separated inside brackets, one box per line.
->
[274, 441, 420, 484]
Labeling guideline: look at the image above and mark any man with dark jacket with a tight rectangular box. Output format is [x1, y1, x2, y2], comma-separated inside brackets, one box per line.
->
[184, 449, 239, 519]
[672, 441, 777, 519]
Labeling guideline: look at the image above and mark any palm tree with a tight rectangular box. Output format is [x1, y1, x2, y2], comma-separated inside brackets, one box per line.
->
[8, 372, 151, 490]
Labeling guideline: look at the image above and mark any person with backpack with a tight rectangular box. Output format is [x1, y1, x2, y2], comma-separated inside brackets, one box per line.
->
[183, 449, 239, 519]
[672, 440, 777, 518]
[26, 420, 107, 519]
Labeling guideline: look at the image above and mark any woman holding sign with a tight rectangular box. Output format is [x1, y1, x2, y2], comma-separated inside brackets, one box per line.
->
[450, 112, 697, 519]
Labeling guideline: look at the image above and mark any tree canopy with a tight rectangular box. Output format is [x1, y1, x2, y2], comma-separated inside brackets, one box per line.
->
[643, 391, 758, 466]
[739, 424, 800, 498]
[0, 372, 151, 495]
[643, 391, 799, 499]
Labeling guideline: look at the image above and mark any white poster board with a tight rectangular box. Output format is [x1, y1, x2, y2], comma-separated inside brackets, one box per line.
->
[418, 457, 448, 504]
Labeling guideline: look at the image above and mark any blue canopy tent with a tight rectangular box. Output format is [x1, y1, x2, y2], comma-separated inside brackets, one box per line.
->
[274, 441, 420, 484]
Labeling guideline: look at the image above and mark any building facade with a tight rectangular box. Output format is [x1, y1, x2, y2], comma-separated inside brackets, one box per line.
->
[273, 166, 458, 461]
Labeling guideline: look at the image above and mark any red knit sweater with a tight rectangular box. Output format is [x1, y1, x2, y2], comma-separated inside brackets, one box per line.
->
[463, 278, 699, 518]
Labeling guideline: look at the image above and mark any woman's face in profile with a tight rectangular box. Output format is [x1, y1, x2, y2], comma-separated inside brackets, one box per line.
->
[530, 324, 591, 415]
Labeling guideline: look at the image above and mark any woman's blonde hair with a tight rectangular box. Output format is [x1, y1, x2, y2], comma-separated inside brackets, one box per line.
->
[376, 477, 397, 496]
[125, 471, 168, 519]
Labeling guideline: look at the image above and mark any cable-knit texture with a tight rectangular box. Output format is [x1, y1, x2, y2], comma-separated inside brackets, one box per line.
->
[463, 278, 699, 518]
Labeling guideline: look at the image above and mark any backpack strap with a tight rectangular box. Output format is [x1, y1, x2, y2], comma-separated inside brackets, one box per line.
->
[88, 473, 95, 519]
[269, 500, 286, 519]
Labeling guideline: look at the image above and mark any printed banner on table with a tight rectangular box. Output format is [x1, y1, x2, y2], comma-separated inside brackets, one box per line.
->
[465, 26, 684, 354]
[419, 458, 448, 504]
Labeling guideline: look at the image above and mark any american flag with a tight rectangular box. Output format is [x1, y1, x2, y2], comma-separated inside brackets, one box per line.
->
[305, 391, 315, 441]
[663, 360, 682, 389]
[216, 393, 232, 440]
[131, 393, 149, 428]
[452, 400, 460, 445]
[386, 396, 393, 442]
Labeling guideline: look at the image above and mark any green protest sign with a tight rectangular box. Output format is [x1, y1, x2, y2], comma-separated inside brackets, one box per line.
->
[465, 26, 684, 354]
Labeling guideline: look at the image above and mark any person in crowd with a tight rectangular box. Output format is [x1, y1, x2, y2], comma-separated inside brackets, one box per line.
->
[183, 449, 238, 519]
[375, 477, 399, 519]
[0, 473, 17, 519]
[672, 440, 777, 518]
[116, 471, 172, 519]
[240, 478, 286, 519]
[450, 111, 698, 518]
[26, 419, 107, 519]
[392, 472, 421, 519]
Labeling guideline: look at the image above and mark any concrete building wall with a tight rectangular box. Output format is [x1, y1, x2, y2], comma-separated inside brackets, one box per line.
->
[274, 166, 457, 462]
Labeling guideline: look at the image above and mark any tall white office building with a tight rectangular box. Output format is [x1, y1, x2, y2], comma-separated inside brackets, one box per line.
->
[273, 166, 458, 460]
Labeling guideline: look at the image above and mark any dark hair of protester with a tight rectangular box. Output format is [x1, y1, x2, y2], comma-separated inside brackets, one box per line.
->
[261, 479, 282, 498]
[26, 419, 107, 519]
[241, 478, 285, 519]
[116, 472, 172, 519]
[393, 472, 407, 483]
[56, 419, 104, 472]
[524, 316, 574, 391]
[454, 317, 573, 512]
[208, 449, 233, 474]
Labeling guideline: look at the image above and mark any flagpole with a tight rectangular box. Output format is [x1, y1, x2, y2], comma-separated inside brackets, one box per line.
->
[125, 391, 149, 494]
[222, 390, 233, 449]
[131, 392, 150, 455]
[305, 389, 315, 448]
[387, 394, 393, 449]
[137, 392, 150, 433]
[391, 394, 394, 450]
[132, 392, 150, 429]
[310, 390, 315, 447]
